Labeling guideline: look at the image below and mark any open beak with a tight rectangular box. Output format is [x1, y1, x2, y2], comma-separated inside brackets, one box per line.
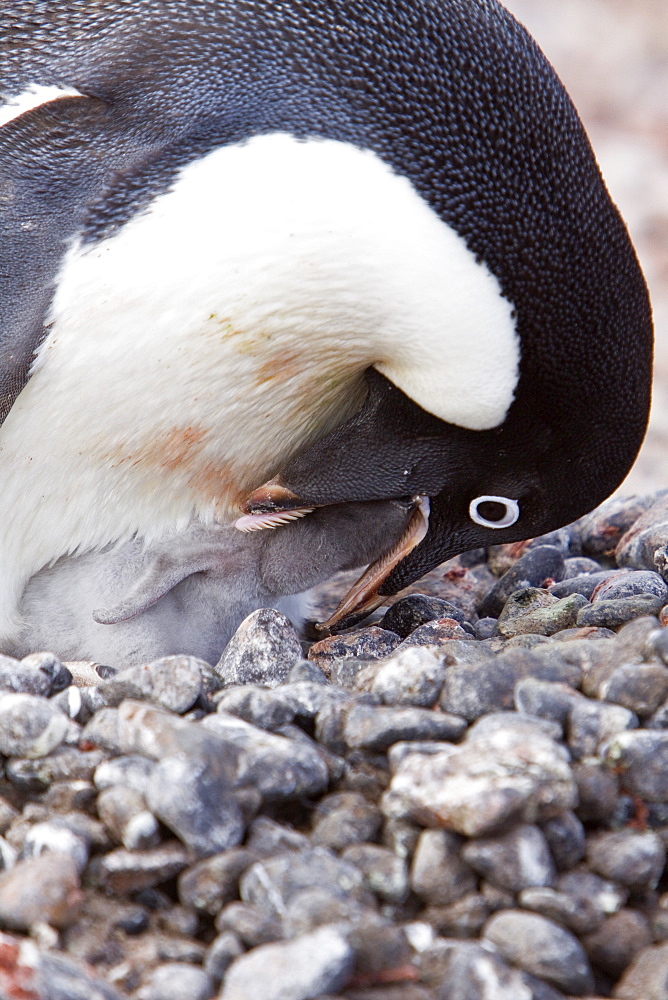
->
[315, 495, 430, 632]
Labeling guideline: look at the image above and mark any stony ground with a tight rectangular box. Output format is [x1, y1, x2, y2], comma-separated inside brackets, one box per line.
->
[2, 489, 668, 999]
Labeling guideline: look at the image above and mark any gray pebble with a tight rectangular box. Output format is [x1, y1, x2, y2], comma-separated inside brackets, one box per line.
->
[0, 652, 58, 697]
[410, 828, 476, 905]
[600, 661, 668, 717]
[583, 908, 652, 980]
[216, 900, 283, 947]
[147, 753, 244, 856]
[91, 655, 203, 713]
[371, 646, 445, 706]
[0, 693, 69, 758]
[137, 962, 213, 1000]
[398, 618, 473, 645]
[499, 592, 589, 638]
[89, 842, 190, 894]
[22, 818, 90, 872]
[480, 546, 566, 619]
[602, 729, 668, 800]
[204, 931, 244, 985]
[514, 677, 580, 726]
[586, 829, 666, 893]
[96, 785, 160, 850]
[483, 909, 594, 995]
[219, 925, 354, 1000]
[422, 894, 492, 941]
[341, 843, 409, 904]
[577, 594, 666, 629]
[215, 608, 303, 686]
[567, 698, 638, 760]
[311, 791, 381, 850]
[579, 491, 668, 557]
[308, 626, 402, 673]
[344, 702, 466, 751]
[282, 887, 369, 939]
[573, 760, 620, 823]
[549, 569, 624, 600]
[462, 823, 556, 892]
[216, 685, 297, 730]
[540, 811, 586, 871]
[558, 869, 627, 919]
[384, 727, 576, 837]
[245, 816, 310, 856]
[425, 939, 536, 1000]
[177, 848, 258, 915]
[519, 885, 606, 935]
[593, 569, 668, 604]
[473, 617, 498, 639]
[380, 594, 468, 637]
[94, 754, 156, 796]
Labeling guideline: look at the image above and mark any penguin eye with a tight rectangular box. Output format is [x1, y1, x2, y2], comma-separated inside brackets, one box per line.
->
[469, 495, 520, 529]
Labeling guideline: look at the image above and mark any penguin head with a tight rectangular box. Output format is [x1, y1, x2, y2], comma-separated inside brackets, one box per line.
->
[241, 357, 650, 628]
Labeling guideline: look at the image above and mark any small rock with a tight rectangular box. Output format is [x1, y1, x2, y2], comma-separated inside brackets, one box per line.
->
[514, 677, 580, 726]
[380, 594, 468, 637]
[96, 785, 160, 850]
[424, 939, 536, 1000]
[216, 609, 303, 686]
[137, 962, 213, 1000]
[583, 909, 652, 980]
[0, 653, 58, 697]
[613, 941, 668, 1000]
[91, 656, 203, 713]
[518, 885, 604, 936]
[540, 811, 586, 871]
[398, 618, 473, 645]
[219, 925, 354, 1000]
[567, 698, 638, 760]
[22, 818, 90, 872]
[0, 852, 82, 930]
[204, 932, 244, 985]
[579, 491, 668, 557]
[573, 761, 620, 823]
[483, 909, 594, 995]
[216, 901, 283, 947]
[177, 848, 258, 915]
[94, 754, 156, 795]
[549, 569, 625, 600]
[578, 594, 666, 628]
[344, 703, 466, 751]
[372, 647, 445, 706]
[586, 829, 666, 893]
[410, 829, 476, 905]
[479, 546, 566, 618]
[341, 843, 409, 904]
[0, 693, 69, 758]
[89, 842, 190, 894]
[384, 726, 576, 837]
[602, 729, 668, 801]
[216, 685, 297, 730]
[600, 661, 668, 717]
[462, 823, 556, 892]
[592, 569, 668, 603]
[308, 627, 401, 673]
[500, 592, 589, 638]
[311, 791, 381, 850]
[423, 894, 491, 940]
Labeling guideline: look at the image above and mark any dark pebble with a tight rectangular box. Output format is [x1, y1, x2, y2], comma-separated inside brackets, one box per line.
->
[583, 909, 653, 979]
[410, 828, 476, 905]
[461, 823, 556, 892]
[540, 810, 586, 871]
[380, 594, 468, 637]
[586, 829, 666, 893]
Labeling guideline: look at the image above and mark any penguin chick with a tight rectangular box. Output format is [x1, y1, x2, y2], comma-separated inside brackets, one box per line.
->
[12, 499, 416, 665]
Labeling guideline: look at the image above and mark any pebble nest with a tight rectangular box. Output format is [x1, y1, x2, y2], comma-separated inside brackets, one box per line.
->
[2, 491, 668, 999]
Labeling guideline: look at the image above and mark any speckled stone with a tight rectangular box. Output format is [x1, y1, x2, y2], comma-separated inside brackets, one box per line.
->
[308, 626, 402, 673]
[499, 592, 589, 638]
[215, 609, 304, 686]
[483, 909, 594, 995]
[462, 824, 556, 892]
[215, 685, 297, 730]
[384, 726, 576, 837]
[0, 693, 69, 758]
[600, 661, 668, 717]
[344, 702, 466, 751]
[90, 656, 203, 713]
[586, 829, 666, 893]
[540, 811, 586, 871]
[89, 842, 191, 894]
[219, 925, 354, 1000]
[410, 829, 476, 906]
[341, 843, 409, 905]
[371, 646, 445, 707]
[602, 729, 668, 801]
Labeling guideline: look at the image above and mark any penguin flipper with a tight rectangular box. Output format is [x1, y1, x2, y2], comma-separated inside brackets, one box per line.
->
[0, 93, 152, 423]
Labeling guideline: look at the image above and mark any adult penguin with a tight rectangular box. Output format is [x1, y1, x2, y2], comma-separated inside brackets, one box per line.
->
[0, 1, 652, 657]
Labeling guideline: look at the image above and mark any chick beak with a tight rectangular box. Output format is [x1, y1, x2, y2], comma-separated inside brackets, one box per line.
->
[316, 495, 430, 633]
[240, 478, 302, 513]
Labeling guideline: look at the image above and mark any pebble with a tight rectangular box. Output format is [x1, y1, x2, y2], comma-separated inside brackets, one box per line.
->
[599, 661, 668, 716]
[613, 942, 668, 1000]
[479, 546, 566, 618]
[341, 843, 409, 904]
[137, 962, 214, 1000]
[310, 791, 381, 850]
[379, 593, 468, 636]
[343, 702, 466, 751]
[567, 698, 638, 760]
[216, 900, 283, 947]
[96, 785, 160, 850]
[578, 593, 666, 628]
[215, 685, 297, 730]
[308, 626, 402, 672]
[240, 847, 372, 916]
[423, 939, 537, 1000]
[0, 693, 69, 758]
[177, 848, 257, 915]
[410, 829, 476, 905]
[204, 931, 244, 985]
[461, 823, 556, 892]
[0, 853, 82, 930]
[583, 909, 653, 980]
[586, 829, 666, 893]
[540, 810, 586, 871]
[89, 842, 191, 894]
[0, 652, 59, 696]
[483, 909, 594, 995]
[215, 608, 304, 686]
[89, 655, 203, 714]
[498, 590, 589, 638]
[602, 729, 668, 800]
[371, 646, 445, 706]
[384, 726, 576, 836]
[220, 925, 354, 1000]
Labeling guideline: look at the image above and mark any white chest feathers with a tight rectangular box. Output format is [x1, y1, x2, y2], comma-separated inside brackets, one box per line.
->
[0, 131, 518, 639]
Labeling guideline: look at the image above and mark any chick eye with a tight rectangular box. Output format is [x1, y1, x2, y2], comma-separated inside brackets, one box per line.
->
[469, 495, 520, 529]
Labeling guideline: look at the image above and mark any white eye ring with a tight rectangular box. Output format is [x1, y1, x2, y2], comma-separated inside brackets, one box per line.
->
[469, 495, 520, 529]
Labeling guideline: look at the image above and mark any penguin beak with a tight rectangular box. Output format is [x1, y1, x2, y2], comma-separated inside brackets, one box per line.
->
[237, 485, 430, 633]
[315, 495, 430, 632]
